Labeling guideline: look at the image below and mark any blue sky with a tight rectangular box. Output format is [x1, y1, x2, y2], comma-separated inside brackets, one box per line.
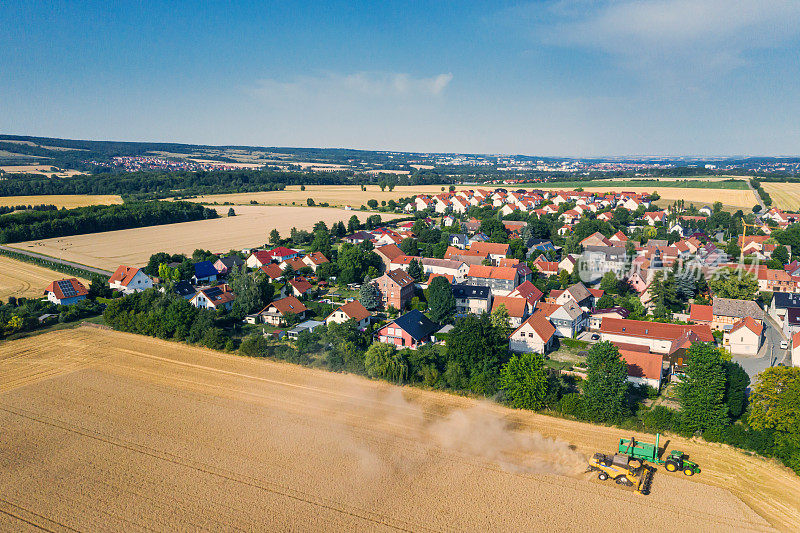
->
[2, 1, 800, 156]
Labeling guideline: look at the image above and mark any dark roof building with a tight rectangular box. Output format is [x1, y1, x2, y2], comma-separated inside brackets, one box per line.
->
[391, 309, 440, 342]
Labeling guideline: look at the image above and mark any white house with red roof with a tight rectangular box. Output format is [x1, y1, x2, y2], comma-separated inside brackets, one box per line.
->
[723, 317, 764, 356]
[44, 278, 89, 305]
[792, 331, 800, 367]
[246, 250, 273, 269]
[268, 247, 299, 263]
[109, 266, 153, 294]
[325, 300, 372, 329]
[509, 312, 556, 354]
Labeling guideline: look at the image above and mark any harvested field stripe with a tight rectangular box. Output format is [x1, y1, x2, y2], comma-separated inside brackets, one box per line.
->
[0, 498, 78, 533]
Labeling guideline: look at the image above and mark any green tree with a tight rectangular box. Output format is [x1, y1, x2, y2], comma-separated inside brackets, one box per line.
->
[748, 366, 800, 446]
[583, 341, 628, 422]
[408, 258, 424, 281]
[500, 352, 548, 410]
[367, 199, 378, 209]
[490, 304, 511, 338]
[600, 271, 619, 295]
[445, 314, 508, 394]
[400, 238, 419, 256]
[427, 276, 455, 323]
[269, 229, 280, 246]
[306, 198, 315, 206]
[677, 343, 730, 435]
[596, 293, 615, 309]
[347, 215, 360, 233]
[723, 360, 750, 420]
[708, 268, 758, 300]
[772, 244, 789, 266]
[227, 207, 236, 217]
[358, 277, 381, 310]
[364, 342, 408, 383]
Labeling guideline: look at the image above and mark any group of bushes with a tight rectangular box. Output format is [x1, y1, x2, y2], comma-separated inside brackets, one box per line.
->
[751, 179, 773, 207]
[0, 296, 103, 339]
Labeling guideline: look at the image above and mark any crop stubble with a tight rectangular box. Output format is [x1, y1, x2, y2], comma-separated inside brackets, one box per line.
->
[0, 328, 793, 532]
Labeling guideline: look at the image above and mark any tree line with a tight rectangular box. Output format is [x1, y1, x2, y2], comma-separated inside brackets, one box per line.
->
[0, 201, 217, 243]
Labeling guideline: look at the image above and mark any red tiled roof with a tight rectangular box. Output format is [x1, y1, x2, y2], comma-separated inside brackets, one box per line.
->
[427, 273, 454, 284]
[383, 269, 415, 287]
[260, 263, 284, 279]
[109, 265, 142, 287]
[335, 300, 371, 322]
[265, 296, 308, 315]
[491, 296, 528, 318]
[729, 316, 763, 337]
[304, 251, 329, 265]
[510, 280, 544, 305]
[44, 278, 88, 299]
[513, 312, 556, 342]
[619, 350, 663, 381]
[376, 244, 404, 261]
[469, 242, 510, 256]
[288, 277, 313, 294]
[600, 317, 714, 343]
[689, 304, 713, 322]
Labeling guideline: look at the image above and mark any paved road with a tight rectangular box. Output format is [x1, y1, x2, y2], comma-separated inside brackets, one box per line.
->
[0, 245, 113, 277]
[747, 178, 765, 211]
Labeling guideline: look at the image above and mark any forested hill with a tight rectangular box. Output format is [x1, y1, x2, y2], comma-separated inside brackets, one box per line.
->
[0, 201, 217, 243]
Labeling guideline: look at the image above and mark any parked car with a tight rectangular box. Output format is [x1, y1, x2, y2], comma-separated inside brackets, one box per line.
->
[780, 340, 789, 349]
[590, 333, 600, 341]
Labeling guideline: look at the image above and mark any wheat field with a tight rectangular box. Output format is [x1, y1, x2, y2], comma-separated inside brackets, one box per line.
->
[0, 327, 796, 531]
[0, 194, 122, 208]
[762, 183, 800, 211]
[8, 205, 403, 270]
[0, 256, 89, 301]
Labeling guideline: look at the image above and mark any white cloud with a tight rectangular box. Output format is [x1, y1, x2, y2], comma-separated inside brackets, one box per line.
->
[513, 0, 800, 76]
[246, 71, 453, 103]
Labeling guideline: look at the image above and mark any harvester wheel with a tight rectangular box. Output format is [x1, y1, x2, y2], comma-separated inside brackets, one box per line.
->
[665, 461, 678, 472]
[683, 468, 695, 476]
[598, 472, 608, 481]
[615, 475, 630, 486]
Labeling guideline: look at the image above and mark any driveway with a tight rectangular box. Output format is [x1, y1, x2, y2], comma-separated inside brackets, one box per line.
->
[732, 313, 786, 382]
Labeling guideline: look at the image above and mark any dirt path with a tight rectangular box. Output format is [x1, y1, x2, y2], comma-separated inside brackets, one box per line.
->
[0, 328, 796, 531]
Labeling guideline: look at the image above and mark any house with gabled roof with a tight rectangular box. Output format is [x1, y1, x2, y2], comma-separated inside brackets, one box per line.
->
[214, 255, 244, 276]
[491, 296, 531, 328]
[723, 316, 764, 356]
[246, 250, 273, 269]
[325, 300, 372, 329]
[288, 277, 313, 298]
[508, 280, 544, 308]
[618, 348, 664, 389]
[109, 265, 153, 294]
[45, 278, 88, 305]
[259, 263, 284, 281]
[599, 318, 714, 369]
[452, 284, 492, 314]
[469, 242, 510, 264]
[509, 312, 556, 354]
[465, 265, 519, 296]
[302, 252, 329, 272]
[190, 285, 235, 311]
[259, 296, 308, 326]
[192, 261, 219, 285]
[376, 309, 439, 349]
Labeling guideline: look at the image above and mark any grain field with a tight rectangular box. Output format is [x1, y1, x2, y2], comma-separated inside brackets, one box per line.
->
[0, 194, 122, 209]
[7, 205, 403, 271]
[1, 327, 797, 532]
[762, 183, 800, 211]
[0, 255, 89, 301]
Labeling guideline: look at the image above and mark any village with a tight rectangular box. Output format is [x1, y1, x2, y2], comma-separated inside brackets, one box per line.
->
[38, 186, 800, 398]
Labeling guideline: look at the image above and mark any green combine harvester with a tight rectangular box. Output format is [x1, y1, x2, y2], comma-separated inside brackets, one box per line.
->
[618, 434, 701, 476]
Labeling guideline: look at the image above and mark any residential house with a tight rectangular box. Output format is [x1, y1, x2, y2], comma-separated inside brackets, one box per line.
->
[246, 250, 273, 269]
[548, 301, 587, 338]
[549, 282, 599, 309]
[723, 317, 764, 356]
[792, 331, 800, 367]
[268, 246, 300, 263]
[618, 347, 664, 389]
[109, 266, 153, 294]
[706, 298, 765, 331]
[465, 265, 519, 296]
[599, 318, 714, 370]
[588, 306, 629, 330]
[342, 231, 373, 244]
[582, 245, 627, 281]
[280, 257, 308, 273]
[213, 255, 244, 276]
[580, 231, 612, 248]
[259, 296, 308, 326]
[172, 280, 196, 300]
[192, 261, 219, 285]
[452, 284, 492, 315]
[302, 251, 329, 272]
[44, 278, 88, 305]
[189, 285, 235, 311]
[770, 292, 800, 335]
[643, 211, 666, 225]
[376, 309, 439, 349]
[259, 263, 284, 281]
[509, 313, 556, 354]
[447, 233, 469, 249]
[508, 280, 544, 308]
[468, 242, 510, 264]
[375, 244, 405, 272]
[532, 259, 559, 277]
[421, 258, 469, 283]
[325, 300, 372, 329]
[376, 269, 415, 310]
[288, 277, 313, 298]
[558, 254, 579, 274]
[491, 296, 530, 328]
